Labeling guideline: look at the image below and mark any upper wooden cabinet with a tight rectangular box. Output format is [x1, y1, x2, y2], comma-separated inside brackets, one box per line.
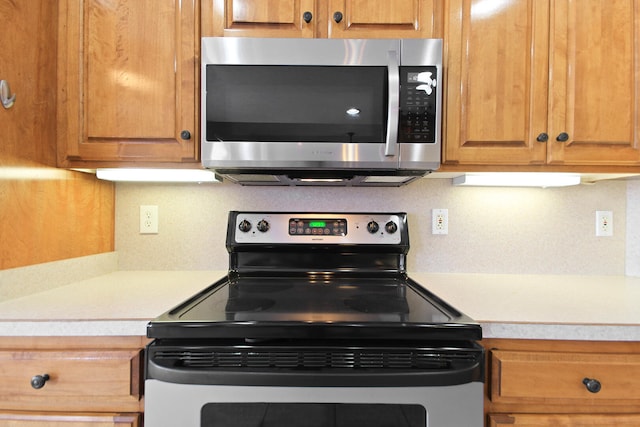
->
[444, 0, 640, 169]
[57, 0, 199, 168]
[202, 0, 443, 38]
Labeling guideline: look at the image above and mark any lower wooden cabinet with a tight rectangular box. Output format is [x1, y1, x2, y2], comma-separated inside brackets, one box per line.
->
[0, 412, 140, 427]
[0, 337, 146, 426]
[489, 413, 640, 426]
[483, 339, 640, 426]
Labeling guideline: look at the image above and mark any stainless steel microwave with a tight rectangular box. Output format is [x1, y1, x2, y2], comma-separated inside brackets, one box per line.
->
[201, 37, 442, 186]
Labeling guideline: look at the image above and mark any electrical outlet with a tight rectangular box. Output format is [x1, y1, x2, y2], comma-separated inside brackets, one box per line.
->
[140, 205, 159, 234]
[432, 209, 448, 235]
[595, 210, 613, 237]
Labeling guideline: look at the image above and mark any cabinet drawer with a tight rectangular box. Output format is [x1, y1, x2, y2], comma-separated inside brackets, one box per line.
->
[0, 349, 143, 412]
[491, 350, 640, 404]
[489, 413, 640, 426]
[0, 411, 140, 427]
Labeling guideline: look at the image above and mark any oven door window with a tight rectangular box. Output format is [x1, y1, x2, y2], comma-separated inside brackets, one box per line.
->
[201, 403, 425, 427]
[206, 65, 388, 143]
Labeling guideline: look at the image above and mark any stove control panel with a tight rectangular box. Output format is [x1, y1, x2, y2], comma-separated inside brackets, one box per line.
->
[231, 212, 405, 244]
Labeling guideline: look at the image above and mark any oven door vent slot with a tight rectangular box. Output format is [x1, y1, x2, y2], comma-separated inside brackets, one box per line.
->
[152, 348, 481, 371]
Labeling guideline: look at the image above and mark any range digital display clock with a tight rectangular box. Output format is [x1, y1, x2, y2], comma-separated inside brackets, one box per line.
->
[289, 218, 347, 236]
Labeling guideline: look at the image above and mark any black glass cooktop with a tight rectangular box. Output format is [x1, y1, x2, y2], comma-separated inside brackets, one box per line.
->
[147, 274, 482, 341]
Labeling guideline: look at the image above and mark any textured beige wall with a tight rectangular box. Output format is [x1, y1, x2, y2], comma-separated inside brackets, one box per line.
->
[115, 178, 627, 275]
[627, 180, 640, 276]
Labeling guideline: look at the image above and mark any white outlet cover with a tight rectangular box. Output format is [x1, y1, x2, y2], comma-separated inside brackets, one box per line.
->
[432, 209, 448, 235]
[595, 210, 613, 237]
[140, 205, 159, 234]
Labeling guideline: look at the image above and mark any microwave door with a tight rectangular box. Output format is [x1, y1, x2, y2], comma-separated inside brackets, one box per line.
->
[205, 65, 388, 143]
[204, 64, 390, 166]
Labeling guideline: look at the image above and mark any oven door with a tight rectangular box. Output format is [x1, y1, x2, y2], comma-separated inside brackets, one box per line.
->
[145, 340, 484, 426]
[145, 381, 483, 427]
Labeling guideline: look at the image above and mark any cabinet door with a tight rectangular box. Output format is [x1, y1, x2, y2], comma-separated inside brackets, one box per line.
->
[0, 412, 140, 427]
[444, 0, 549, 166]
[547, 0, 640, 165]
[489, 413, 640, 426]
[203, 0, 317, 37]
[57, 0, 198, 167]
[327, 0, 442, 38]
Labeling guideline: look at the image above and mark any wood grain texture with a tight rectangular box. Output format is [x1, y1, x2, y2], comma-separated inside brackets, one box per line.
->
[0, 412, 140, 427]
[483, 339, 640, 419]
[0, 349, 143, 412]
[0, 337, 146, 415]
[0, 0, 115, 270]
[57, 0, 199, 167]
[203, 0, 441, 38]
[445, 0, 640, 168]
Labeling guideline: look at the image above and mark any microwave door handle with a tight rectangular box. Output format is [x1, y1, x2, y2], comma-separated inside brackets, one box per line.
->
[385, 50, 400, 157]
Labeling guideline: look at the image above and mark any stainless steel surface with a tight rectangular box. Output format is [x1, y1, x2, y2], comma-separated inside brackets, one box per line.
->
[145, 380, 484, 427]
[200, 37, 442, 186]
[201, 38, 400, 66]
[232, 213, 403, 244]
[385, 50, 400, 157]
[144, 210, 484, 426]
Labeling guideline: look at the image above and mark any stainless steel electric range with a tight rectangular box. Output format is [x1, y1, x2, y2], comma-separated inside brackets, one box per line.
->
[145, 212, 484, 427]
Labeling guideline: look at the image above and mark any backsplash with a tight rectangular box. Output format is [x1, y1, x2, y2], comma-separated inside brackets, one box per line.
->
[115, 177, 630, 275]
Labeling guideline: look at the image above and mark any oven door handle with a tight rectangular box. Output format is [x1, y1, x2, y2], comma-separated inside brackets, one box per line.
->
[384, 50, 400, 157]
[147, 360, 484, 387]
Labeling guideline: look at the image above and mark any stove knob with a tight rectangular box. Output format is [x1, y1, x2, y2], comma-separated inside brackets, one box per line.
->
[257, 219, 270, 232]
[385, 221, 398, 234]
[367, 220, 379, 234]
[238, 219, 252, 232]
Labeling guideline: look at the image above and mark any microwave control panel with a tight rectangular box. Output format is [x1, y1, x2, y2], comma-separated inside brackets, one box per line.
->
[399, 66, 438, 143]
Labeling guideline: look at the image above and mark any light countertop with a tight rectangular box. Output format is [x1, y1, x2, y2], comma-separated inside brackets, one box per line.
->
[0, 271, 639, 341]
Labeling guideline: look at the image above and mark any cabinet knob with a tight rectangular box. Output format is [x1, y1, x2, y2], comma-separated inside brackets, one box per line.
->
[536, 133, 548, 142]
[180, 130, 191, 140]
[333, 11, 343, 23]
[303, 11, 313, 23]
[30, 374, 50, 389]
[582, 377, 601, 393]
[556, 132, 569, 142]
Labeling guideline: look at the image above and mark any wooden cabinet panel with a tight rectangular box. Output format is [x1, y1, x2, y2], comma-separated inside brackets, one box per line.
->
[203, 0, 442, 38]
[444, 0, 550, 165]
[327, 0, 442, 38]
[57, 0, 198, 167]
[0, 349, 142, 412]
[548, 0, 640, 165]
[444, 0, 640, 169]
[491, 350, 640, 403]
[203, 0, 317, 37]
[0, 412, 140, 427]
[489, 413, 640, 426]
[484, 339, 640, 426]
[0, 0, 115, 270]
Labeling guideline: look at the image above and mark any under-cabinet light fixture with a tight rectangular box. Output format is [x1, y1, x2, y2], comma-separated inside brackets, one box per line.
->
[452, 173, 581, 188]
[96, 168, 221, 183]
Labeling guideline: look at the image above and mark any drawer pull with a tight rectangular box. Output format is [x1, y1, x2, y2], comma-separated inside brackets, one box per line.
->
[30, 373, 50, 389]
[583, 377, 602, 393]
